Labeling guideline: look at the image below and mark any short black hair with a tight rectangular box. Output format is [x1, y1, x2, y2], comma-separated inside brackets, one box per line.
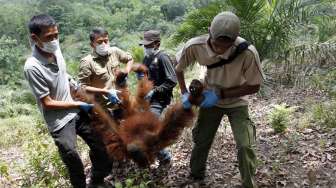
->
[28, 14, 57, 36]
[89, 27, 109, 42]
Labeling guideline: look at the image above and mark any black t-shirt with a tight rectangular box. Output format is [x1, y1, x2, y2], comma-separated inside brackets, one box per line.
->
[143, 51, 177, 105]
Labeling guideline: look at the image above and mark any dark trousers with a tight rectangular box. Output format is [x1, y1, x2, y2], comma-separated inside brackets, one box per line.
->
[150, 102, 171, 162]
[50, 111, 111, 188]
[191, 106, 257, 188]
[149, 102, 166, 116]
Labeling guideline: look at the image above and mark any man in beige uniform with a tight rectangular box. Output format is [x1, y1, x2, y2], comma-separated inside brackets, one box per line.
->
[78, 27, 134, 178]
[175, 12, 264, 188]
[79, 27, 133, 90]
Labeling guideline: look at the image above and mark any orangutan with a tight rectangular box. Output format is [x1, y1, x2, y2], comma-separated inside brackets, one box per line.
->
[75, 64, 204, 168]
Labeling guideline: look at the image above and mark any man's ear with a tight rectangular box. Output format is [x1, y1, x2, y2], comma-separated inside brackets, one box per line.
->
[90, 41, 95, 48]
[208, 27, 213, 39]
[155, 41, 161, 49]
[31, 33, 42, 46]
[31, 33, 38, 43]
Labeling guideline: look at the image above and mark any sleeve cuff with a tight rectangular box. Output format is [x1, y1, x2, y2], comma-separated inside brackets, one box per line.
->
[38, 91, 50, 99]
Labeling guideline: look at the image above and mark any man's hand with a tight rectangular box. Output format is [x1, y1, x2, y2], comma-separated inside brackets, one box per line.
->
[78, 102, 94, 113]
[200, 90, 219, 108]
[107, 89, 121, 104]
[144, 89, 154, 101]
[181, 92, 192, 109]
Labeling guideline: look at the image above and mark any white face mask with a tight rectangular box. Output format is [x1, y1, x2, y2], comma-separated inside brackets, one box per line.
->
[40, 39, 59, 54]
[96, 43, 110, 56]
[144, 47, 157, 57]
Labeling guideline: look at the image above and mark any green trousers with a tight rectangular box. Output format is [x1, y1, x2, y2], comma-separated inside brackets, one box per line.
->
[190, 105, 257, 188]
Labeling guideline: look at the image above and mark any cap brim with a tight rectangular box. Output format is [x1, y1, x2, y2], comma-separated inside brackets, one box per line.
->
[139, 39, 154, 46]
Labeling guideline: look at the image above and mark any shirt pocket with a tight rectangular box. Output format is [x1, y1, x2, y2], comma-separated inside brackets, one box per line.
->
[93, 65, 110, 82]
[109, 55, 121, 67]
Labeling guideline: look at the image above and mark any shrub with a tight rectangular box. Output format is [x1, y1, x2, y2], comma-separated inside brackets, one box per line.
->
[115, 169, 152, 188]
[311, 101, 336, 128]
[0, 87, 38, 118]
[0, 35, 26, 86]
[311, 68, 336, 98]
[0, 115, 42, 148]
[20, 118, 89, 187]
[21, 127, 71, 187]
[0, 161, 9, 179]
[131, 45, 144, 63]
[268, 103, 296, 133]
[14, 89, 36, 105]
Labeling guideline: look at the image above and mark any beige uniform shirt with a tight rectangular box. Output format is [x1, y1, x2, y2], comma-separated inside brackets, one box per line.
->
[78, 47, 132, 89]
[176, 34, 264, 108]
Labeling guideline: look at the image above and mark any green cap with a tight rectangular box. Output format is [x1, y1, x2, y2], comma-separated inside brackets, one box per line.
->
[210, 11, 240, 40]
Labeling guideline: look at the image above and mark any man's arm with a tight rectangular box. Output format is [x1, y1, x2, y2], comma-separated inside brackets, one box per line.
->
[68, 72, 110, 95]
[153, 54, 177, 93]
[78, 58, 92, 87]
[83, 86, 110, 95]
[40, 95, 83, 110]
[175, 70, 188, 94]
[125, 58, 134, 74]
[41, 84, 120, 110]
[220, 49, 263, 99]
[220, 84, 260, 99]
[175, 45, 196, 94]
[114, 47, 134, 73]
[41, 85, 119, 110]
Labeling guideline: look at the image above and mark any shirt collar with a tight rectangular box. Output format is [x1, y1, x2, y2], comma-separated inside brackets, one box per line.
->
[205, 35, 239, 59]
[32, 45, 56, 65]
[91, 49, 100, 59]
[32, 45, 62, 67]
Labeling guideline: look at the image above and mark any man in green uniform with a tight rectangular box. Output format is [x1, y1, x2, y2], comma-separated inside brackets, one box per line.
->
[175, 12, 264, 188]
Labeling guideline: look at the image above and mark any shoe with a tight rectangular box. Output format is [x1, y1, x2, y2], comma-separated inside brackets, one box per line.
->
[159, 156, 171, 166]
[157, 149, 171, 166]
[180, 174, 205, 187]
[87, 182, 110, 188]
[87, 179, 111, 188]
[189, 173, 205, 181]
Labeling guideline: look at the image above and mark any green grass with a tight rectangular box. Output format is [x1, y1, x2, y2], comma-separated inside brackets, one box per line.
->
[0, 115, 42, 148]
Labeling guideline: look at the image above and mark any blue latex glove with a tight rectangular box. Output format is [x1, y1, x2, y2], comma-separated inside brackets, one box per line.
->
[181, 92, 192, 109]
[107, 89, 121, 104]
[200, 90, 219, 108]
[144, 89, 154, 101]
[79, 102, 94, 113]
[136, 72, 145, 80]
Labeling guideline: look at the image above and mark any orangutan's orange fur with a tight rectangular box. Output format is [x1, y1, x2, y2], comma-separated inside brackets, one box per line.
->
[76, 64, 200, 167]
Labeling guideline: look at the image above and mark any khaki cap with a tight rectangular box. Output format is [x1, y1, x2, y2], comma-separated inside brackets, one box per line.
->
[210, 11, 240, 40]
[139, 30, 161, 45]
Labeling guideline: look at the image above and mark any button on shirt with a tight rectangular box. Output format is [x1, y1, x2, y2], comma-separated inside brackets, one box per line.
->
[24, 46, 78, 133]
[176, 35, 264, 108]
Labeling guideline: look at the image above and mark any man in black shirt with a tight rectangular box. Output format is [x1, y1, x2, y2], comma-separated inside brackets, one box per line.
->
[139, 30, 177, 165]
